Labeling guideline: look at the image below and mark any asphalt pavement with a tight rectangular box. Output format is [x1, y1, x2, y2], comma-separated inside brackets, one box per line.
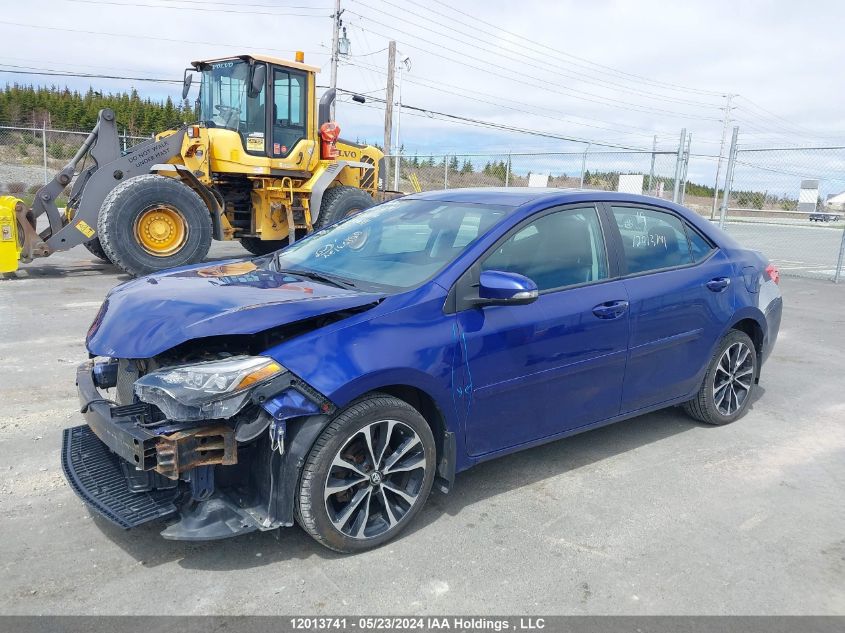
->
[0, 239, 843, 615]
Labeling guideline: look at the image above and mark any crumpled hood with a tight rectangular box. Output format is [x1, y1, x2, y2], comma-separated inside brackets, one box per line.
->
[86, 259, 382, 358]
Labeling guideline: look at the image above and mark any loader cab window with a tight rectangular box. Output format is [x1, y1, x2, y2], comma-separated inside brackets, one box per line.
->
[199, 60, 267, 155]
[272, 68, 307, 157]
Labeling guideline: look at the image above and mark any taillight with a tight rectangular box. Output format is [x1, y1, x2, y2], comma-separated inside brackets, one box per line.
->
[765, 263, 780, 285]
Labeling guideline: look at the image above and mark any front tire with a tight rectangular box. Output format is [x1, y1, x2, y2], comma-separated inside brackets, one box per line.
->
[684, 329, 758, 425]
[297, 395, 436, 553]
[315, 186, 375, 229]
[97, 174, 212, 277]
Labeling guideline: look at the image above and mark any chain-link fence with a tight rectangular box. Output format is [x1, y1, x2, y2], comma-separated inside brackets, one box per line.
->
[0, 124, 149, 200]
[715, 144, 845, 282]
[386, 140, 845, 282]
[384, 150, 683, 200]
[2, 119, 843, 282]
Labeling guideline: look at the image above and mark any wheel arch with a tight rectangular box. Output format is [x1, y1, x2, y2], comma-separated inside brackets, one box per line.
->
[371, 384, 456, 493]
[725, 309, 767, 382]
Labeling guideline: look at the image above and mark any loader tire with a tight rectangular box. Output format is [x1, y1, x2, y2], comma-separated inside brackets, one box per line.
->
[315, 186, 374, 229]
[239, 237, 287, 256]
[97, 174, 212, 277]
[83, 238, 112, 263]
[240, 230, 308, 256]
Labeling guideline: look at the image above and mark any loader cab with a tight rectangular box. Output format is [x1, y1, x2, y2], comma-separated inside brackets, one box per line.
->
[193, 54, 317, 162]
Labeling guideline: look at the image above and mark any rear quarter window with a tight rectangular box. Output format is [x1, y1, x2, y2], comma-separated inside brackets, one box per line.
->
[687, 226, 716, 262]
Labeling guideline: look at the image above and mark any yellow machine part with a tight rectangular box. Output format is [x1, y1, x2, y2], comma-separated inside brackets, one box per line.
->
[0, 196, 23, 273]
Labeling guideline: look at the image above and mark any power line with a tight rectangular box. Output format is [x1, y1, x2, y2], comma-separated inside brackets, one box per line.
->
[338, 88, 653, 151]
[735, 96, 824, 137]
[425, 0, 725, 97]
[350, 0, 722, 109]
[161, 0, 331, 6]
[343, 57, 673, 142]
[0, 20, 330, 60]
[345, 11, 723, 122]
[67, 0, 330, 16]
[0, 67, 181, 83]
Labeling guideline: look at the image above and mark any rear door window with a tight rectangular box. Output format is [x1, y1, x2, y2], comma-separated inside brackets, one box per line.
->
[611, 206, 693, 274]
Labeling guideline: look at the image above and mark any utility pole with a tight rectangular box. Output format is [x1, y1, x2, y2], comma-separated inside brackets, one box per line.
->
[329, 0, 343, 121]
[383, 41, 396, 162]
[711, 93, 734, 219]
[393, 54, 410, 191]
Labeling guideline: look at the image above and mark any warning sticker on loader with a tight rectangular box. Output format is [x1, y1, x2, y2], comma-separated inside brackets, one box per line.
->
[247, 137, 265, 152]
[75, 220, 95, 238]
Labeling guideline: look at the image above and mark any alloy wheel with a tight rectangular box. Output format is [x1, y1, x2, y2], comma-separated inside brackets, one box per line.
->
[324, 420, 427, 540]
[713, 342, 754, 416]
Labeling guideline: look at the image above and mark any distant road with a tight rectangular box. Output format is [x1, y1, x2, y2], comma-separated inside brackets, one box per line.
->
[724, 220, 844, 278]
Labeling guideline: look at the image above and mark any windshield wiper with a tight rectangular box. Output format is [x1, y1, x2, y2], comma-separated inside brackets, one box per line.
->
[275, 268, 357, 289]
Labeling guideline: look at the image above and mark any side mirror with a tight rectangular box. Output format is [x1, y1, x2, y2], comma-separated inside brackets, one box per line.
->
[249, 64, 266, 98]
[476, 270, 539, 306]
[181, 71, 193, 100]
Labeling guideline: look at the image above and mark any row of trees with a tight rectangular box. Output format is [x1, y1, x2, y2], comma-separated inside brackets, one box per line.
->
[0, 84, 194, 136]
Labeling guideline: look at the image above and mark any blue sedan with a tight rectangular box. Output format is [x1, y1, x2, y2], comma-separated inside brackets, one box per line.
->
[64, 188, 782, 552]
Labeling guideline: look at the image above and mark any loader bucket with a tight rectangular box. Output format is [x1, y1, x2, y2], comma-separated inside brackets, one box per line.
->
[0, 196, 23, 274]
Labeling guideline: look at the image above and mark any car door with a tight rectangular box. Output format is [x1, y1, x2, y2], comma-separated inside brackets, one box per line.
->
[605, 203, 736, 413]
[452, 205, 630, 457]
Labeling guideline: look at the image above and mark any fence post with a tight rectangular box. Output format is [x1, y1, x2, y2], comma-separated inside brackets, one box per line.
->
[672, 128, 686, 202]
[505, 153, 511, 187]
[41, 121, 48, 184]
[444, 155, 448, 189]
[122, 127, 127, 153]
[835, 225, 845, 283]
[647, 135, 656, 194]
[680, 134, 692, 205]
[718, 126, 740, 229]
[579, 143, 591, 188]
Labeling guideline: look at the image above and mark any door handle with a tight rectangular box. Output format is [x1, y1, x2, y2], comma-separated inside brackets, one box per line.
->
[706, 277, 731, 292]
[592, 300, 629, 319]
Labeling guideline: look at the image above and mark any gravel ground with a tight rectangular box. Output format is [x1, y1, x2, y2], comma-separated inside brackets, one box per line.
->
[0, 163, 47, 191]
[0, 242, 843, 616]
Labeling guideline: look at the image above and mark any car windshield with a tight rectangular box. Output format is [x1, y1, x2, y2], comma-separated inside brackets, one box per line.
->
[272, 198, 514, 291]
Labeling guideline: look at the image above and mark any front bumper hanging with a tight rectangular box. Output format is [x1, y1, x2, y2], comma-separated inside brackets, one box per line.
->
[63, 361, 238, 530]
[63, 359, 335, 538]
[61, 425, 179, 529]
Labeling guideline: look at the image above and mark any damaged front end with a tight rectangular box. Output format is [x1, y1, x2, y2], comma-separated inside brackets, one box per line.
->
[62, 355, 335, 540]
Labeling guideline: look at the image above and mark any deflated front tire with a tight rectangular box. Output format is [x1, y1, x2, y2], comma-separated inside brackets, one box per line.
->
[296, 394, 436, 553]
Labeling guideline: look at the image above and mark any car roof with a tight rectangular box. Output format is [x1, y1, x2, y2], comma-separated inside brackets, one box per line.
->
[403, 187, 680, 209]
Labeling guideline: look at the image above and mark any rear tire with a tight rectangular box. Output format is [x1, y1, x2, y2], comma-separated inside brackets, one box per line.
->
[97, 174, 212, 277]
[239, 237, 287, 256]
[83, 238, 111, 263]
[296, 394, 436, 553]
[684, 329, 758, 425]
[239, 230, 307, 256]
[315, 186, 375, 229]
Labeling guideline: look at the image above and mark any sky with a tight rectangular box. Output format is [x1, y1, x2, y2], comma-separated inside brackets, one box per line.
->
[2, 0, 844, 194]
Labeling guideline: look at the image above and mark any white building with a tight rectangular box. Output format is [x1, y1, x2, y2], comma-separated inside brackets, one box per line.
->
[826, 191, 845, 210]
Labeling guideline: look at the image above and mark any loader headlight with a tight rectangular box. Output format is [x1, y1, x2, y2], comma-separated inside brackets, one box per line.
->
[134, 356, 286, 421]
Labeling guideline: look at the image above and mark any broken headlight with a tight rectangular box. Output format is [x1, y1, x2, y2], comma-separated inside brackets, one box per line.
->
[134, 356, 286, 421]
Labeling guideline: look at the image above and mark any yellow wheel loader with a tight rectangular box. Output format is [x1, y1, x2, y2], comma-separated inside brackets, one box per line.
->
[1, 53, 386, 277]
